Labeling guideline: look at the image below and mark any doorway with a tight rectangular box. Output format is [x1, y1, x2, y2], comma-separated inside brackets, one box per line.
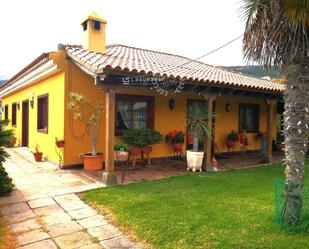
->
[22, 100, 29, 147]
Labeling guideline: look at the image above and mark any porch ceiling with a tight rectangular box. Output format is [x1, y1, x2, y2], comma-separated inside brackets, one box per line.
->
[98, 72, 283, 101]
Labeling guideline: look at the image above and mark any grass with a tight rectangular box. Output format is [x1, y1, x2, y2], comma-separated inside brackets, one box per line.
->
[83, 161, 309, 249]
[0, 221, 3, 247]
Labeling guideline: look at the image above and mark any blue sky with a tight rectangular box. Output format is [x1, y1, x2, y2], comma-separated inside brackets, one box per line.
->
[0, 0, 247, 80]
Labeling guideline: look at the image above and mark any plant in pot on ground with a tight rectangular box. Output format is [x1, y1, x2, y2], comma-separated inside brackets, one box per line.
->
[114, 143, 129, 161]
[226, 130, 238, 148]
[165, 130, 185, 150]
[187, 102, 212, 172]
[67, 92, 104, 170]
[122, 128, 162, 164]
[33, 144, 43, 162]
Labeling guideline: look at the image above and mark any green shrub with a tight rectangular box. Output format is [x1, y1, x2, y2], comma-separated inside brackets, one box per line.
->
[123, 128, 162, 147]
[114, 143, 129, 152]
[228, 130, 239, 141]
[0, 164, 13, 196]
[0, 120, 14, 196]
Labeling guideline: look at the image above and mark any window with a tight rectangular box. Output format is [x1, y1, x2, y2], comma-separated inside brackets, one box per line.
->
[12, 103, 17, 126]
[82, 21, 88, 31]
[239, 103, 259, 133]
[37, 94, 48, 133]
[93, 20, 100, 30]
[116, 94, 154, 135]
[4, 105, 8, 120]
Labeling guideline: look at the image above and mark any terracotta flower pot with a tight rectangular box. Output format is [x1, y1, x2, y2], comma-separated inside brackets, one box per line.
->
[226, 139, 235, 148]
[56, 140, 65, 148]
[172, 142, 183, 150]
[12, 136, 17, 146]
[33, 152, 43, 162]
[83, 154, 104, 171]
[141, 146, 152, 154]
[130, 147, 142, 155]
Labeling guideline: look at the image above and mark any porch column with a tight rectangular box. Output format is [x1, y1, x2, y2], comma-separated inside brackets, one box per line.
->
[202, 94, 216, 171]
[265, 100, 276, 163]
[102, 88, 117, 186]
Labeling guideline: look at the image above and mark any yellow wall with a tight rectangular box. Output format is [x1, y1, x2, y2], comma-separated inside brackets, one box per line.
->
[1, 72, 65, 163]
[215, 96, 277, 153]
[63, 61, 106, 165]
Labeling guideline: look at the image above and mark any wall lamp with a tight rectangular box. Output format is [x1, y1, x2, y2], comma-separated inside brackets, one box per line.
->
[29, 92, 34, 108]
[225, 102, 231, 112]
[17, 102, 20, 110]
[169, 98, 175, 110]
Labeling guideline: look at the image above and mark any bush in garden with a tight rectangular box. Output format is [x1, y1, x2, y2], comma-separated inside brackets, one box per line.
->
[0, 119, 14, 196]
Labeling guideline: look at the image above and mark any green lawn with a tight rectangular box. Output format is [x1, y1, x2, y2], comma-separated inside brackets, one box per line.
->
[83, 162, 309, 249]
[0, 221, 3, 247]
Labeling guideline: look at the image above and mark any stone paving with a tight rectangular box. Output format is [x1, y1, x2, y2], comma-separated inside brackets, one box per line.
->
[0, 148, 142, 249]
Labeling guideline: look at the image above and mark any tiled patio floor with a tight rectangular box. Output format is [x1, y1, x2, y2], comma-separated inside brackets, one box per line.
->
[84, 151, 283, 185]
[0, 148, 142, 249]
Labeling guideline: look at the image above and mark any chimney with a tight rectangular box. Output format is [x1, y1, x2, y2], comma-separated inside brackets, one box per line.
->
[81, 12, 107, 53]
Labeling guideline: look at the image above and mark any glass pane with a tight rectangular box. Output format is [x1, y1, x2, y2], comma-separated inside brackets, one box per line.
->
[132, 101, 147, 129]
[116, 101, 131, 130]
[246, 108, 253, 130]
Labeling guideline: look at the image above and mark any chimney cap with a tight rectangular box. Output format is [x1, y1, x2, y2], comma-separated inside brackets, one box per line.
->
[81, 12, 107, 25]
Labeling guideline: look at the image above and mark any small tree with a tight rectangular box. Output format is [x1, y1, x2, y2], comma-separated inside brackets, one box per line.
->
[187, 102, 212, 152]
[67, 93, 104, 156]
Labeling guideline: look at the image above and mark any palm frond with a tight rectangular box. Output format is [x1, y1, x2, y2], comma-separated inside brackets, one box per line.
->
[242, 0, 309, 68]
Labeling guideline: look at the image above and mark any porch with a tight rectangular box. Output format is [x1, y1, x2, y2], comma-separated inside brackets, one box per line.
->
[60, 45, 286, 186]
[84, 151, 284, 185]
[100, 76, 283, 185]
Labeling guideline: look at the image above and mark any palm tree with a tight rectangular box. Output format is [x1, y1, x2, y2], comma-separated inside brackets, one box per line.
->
[242, 0, 309, 225]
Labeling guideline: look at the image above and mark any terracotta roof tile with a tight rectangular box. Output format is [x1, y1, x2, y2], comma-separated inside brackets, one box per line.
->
[64, 44, 285, 93]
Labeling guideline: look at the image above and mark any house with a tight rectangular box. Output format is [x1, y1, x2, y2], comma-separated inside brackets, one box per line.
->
[0, 12, 285, 185]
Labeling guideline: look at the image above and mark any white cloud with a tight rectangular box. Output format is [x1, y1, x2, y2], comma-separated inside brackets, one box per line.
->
[0, 0, 247, 80]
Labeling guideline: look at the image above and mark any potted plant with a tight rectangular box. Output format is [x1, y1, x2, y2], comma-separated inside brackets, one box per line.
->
[55, 137, 65, 148]
[165, 130, 185, 150]
[114, 143, 129, 161]
[122, 128, 162, 160]
[186, 102, 212, 172]
[33, 144, 43, 162]
[67, 92, 104, 170]
[226, 130, 238, 148]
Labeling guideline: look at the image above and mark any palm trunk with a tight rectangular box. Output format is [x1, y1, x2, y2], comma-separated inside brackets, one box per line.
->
[283, 59, 309, 224]
[193, 136, 199, 152]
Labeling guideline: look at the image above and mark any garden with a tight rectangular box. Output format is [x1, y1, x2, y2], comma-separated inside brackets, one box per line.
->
[83, 161, 309, 249]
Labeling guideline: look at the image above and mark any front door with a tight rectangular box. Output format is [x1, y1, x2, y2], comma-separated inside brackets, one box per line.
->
[22, 100, 29, 147]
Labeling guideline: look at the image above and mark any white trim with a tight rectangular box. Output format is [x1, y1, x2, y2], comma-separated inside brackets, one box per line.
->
[0, 60, 58, 98]
[70, 57, 98, 77]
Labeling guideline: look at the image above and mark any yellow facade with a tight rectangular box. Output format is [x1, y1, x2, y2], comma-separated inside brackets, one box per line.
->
[1, 71, 65, 163]
[1, 50, 278, 167]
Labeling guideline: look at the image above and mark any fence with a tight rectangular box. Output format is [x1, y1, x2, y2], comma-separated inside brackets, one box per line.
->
[274, 178, 309, 232]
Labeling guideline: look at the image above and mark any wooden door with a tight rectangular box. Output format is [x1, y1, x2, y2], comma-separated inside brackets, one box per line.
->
[22, 101, 29, 147]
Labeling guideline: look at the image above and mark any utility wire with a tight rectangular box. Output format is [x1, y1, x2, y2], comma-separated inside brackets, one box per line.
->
[162, 34, 244, 73]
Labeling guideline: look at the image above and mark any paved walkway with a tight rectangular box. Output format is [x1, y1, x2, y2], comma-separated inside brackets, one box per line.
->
[0, 148, 142, 249]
